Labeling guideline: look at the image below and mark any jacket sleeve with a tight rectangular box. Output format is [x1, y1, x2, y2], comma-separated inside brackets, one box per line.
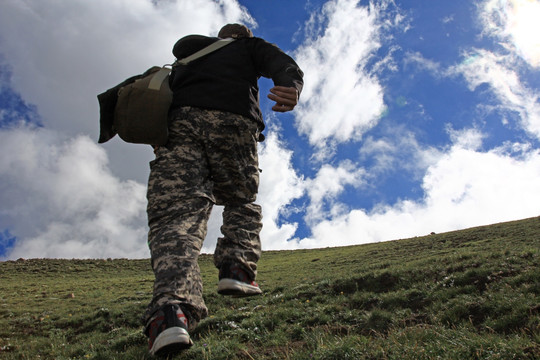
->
[251, 38, 304, 97]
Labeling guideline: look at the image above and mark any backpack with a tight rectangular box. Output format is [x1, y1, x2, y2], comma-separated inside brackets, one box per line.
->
[97, 38, 235, 146]
[113, 66, 172, 145]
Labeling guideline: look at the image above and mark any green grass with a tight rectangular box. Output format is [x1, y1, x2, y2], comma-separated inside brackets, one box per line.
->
[1, 216, 539, 359]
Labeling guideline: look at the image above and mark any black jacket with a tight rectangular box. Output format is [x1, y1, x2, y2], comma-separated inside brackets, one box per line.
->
[97, 35, 303, 144]
[170, 35, 304, 132]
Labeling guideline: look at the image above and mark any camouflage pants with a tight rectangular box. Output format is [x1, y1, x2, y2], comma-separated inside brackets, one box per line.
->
[143, 107, 263, 329]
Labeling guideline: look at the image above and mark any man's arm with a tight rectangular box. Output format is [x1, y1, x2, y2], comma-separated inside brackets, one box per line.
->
[249, 38, 303, 112]
[267, 86, 299, 112]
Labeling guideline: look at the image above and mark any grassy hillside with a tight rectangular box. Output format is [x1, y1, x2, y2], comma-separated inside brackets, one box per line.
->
[0, 216, 539, 359]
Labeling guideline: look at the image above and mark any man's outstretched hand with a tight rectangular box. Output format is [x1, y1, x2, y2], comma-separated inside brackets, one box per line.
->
[267, 86, 299, 112]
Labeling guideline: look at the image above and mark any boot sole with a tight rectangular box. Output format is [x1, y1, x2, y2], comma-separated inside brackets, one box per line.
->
[150, 326, 193, 357]
[217, 278, 263, 297]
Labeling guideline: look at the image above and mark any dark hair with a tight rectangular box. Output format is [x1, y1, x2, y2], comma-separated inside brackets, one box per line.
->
[218, 23, 253, 39]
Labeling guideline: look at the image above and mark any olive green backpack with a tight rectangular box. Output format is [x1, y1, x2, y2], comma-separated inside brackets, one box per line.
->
[99, 38, 234, 145]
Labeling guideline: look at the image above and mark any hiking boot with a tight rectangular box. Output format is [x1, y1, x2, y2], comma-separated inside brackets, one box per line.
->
[146, 304, 193, 357]
[217, 263, 262, 297]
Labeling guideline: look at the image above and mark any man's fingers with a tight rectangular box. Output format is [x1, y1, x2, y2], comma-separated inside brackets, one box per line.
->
[267, 93, 296, 106]
[268, 86, 298, 112]
[271, 103, 294, 112]
[270, 86, 297, 100]
[270, 86, 298, 94]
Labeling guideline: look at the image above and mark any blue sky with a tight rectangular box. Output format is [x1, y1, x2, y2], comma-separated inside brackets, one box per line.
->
[1, 0, 539, 259]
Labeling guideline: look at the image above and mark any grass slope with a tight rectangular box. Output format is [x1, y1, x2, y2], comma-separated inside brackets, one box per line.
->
[0, 216, 539, 359]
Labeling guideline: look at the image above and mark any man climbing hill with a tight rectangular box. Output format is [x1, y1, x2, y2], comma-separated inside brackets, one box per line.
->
[143, 23, 304, 357]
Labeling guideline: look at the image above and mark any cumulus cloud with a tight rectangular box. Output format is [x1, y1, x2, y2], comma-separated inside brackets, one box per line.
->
[480, 0, 540, 68]
[305, 160, 365, 224]
[0, 126, 148, 259]
[278, 0, 540, 250]
[293, 0, 387, 148]
[0, 0, 255, 258]
[0, 125, 310, 258]
[294, 128, 540, 248]
[256, 130, 306, 250]
[0, 0, 253, 182]
[1, 0, 539, 260]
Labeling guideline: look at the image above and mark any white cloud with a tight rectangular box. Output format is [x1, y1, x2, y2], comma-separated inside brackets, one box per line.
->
[305, 160, 365, 224]
[442, 15, 455, 24]
[403, 6, 540, 141]
[0, 126, 309, 259]
[284, 0, 540, 250]
[0, 0, 253, 183]
[2, 0, 539, 260]
[403, 51, 444, 76]
[0, 0, 254, 258]
[451, 49, 540, 139]
[480, 0, 540, 67]
[446, 125, 484, 150]
[0, 126, 148, 259]
[294, 129, 540, 249]
[257, 130, 306, 250]
[293, 0, 387, 147]
[359, 128, 442, 178]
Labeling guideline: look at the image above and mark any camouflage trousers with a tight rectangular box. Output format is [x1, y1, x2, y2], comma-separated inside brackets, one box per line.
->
[143, 107, 263, 329]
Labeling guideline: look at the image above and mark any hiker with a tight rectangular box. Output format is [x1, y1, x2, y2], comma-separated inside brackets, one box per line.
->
[143, 23, 304, 356]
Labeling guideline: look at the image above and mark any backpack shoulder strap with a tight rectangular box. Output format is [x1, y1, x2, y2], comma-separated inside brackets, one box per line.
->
[174, 38, 235, 66]
[147, 67, 172, 90]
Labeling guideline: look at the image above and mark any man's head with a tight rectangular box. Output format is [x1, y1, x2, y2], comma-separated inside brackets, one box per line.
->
[218, 24, 253, 39]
